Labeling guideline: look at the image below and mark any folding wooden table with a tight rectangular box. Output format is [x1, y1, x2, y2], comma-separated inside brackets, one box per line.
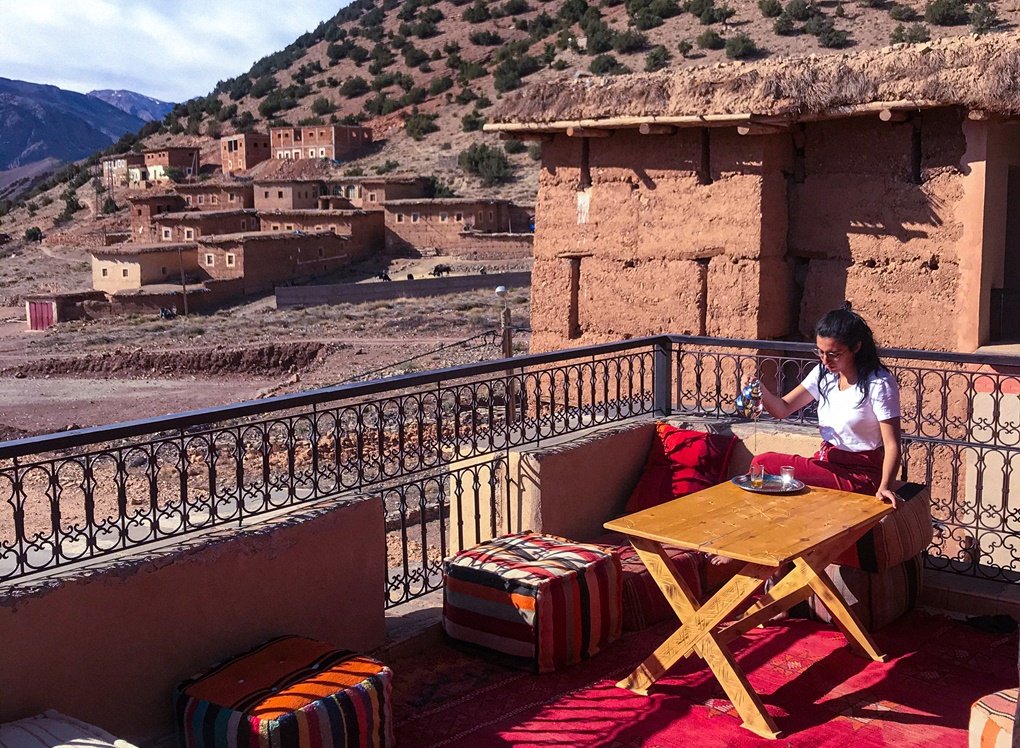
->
[604, 480, 893, 739]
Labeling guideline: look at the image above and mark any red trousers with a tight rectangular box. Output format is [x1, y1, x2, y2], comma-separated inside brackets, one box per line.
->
[751, 442, 884, 495]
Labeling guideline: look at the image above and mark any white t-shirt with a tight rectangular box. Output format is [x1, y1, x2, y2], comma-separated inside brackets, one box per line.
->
[799, 364, 901, 452]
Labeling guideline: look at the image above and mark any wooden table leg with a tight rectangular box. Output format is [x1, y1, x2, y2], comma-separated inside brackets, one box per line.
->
[619, 539, 782, 740]
[796, 556, 887, 662]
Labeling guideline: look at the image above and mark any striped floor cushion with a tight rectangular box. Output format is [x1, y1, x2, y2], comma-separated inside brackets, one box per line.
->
[593, 533, 705, 631]
[0, 710, 138, 748]
[176, 636, 393, 748]
[807, 552, 923, 631]
[835, 483, 933, 572]
[969, 689, 1017, 748]
[443, 532, 623, 673]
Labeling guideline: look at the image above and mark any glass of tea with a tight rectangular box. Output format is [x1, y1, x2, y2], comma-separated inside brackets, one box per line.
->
[750, 464, 765, 488]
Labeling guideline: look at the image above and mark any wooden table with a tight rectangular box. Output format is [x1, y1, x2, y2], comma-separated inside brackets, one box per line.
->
[604, 480, 893, 739]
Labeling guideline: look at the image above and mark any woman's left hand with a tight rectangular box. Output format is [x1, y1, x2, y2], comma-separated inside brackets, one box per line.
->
[876, 486, 900, 508]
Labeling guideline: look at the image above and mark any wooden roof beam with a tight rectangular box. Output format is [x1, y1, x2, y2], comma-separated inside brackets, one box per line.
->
[566, 126, 612, 138]
[499, 132, 553, 142]
[737, 123, 789, 136]
[638, 123, 677, 135]
[879, 108, 910, 122]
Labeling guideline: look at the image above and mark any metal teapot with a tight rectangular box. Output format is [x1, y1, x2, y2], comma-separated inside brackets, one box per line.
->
[735, 378, 763, 420]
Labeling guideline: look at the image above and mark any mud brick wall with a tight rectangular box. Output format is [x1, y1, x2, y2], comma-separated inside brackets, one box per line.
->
[530, 129, 793, 352]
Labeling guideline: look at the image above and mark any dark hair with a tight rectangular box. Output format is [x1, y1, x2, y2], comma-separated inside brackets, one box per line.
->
[815, 302, 887, 405]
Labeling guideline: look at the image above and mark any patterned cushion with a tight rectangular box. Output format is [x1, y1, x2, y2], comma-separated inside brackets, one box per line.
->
[176, 636, 393, 748]
[443, 532, 623, 673]
[969, 689, 1017, 748]
[0, 710, 137, 748]
[807, 552, 923, 630]
[835, 483, 933, 572]
[593, 532, 705, 631]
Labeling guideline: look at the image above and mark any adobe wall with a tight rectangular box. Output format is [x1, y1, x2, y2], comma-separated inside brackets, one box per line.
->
[0, 496, 385, 743]
[92, 251, 197, 292]
[276, 270, 532, 307]
[789, 110, 968, 349]
[254, 183, 322, 211]
[446, 232, 533, 260]
[204, 233, 353, 295]
[155, 212, 254, 242]
[530, 129, 792, 352]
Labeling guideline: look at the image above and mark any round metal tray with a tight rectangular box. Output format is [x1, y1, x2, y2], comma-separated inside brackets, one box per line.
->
[731, 474, 806, 494]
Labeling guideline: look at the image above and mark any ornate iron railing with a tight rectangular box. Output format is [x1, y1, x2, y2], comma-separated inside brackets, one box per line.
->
[1, 335, 1017, 603]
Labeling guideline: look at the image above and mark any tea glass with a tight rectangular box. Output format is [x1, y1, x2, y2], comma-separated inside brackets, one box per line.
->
[780, 465, 796, 488]
[750, 464, 765, 488]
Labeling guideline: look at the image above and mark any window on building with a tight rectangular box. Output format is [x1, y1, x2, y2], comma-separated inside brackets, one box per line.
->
[136, 209, 142, 216]
[277, 151, 284, 159]
[101, 268, 108, 277]
[285, 224, 294, 231]
[264, 190, 270, 198]
[185, 167, 193, 175]
[197, 195, 204, 205]
[211, 195, 218, 204]
[309, 149, 315, 158]
[488, 211, 494, 221]
[161, 228, 172, 240]
[226, 254, 235, 267]
[396, 214, 404, 223]
[455, 212, 463, 222]
[477, 212, 483, 223]
[241, 219, 247, 230]
[184, 229, 194, 240]
[205, 254, 215, 266]
[185, 196, 192, 205]
[161, 266, 167, 275]
[440, 213, 448, 222]
[319, 148, 326, 157]
[412, 213, 420, 223]
[122, 268, 129, 278]
[228, 192, 236, 202]
[369, 192, 377, 202]
[318, 247, 324, 257]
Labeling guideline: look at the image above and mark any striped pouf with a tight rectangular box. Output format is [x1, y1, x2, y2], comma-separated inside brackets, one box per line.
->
[443, 531, 623, 673]
[176, 636, 393, 748]
[969, 689, 1017, 748]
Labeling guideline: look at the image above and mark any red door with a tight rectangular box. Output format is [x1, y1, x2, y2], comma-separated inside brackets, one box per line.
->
[28, 301, 54, 330]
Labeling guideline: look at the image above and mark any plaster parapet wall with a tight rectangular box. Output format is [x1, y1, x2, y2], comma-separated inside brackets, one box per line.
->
[0, 495, 386, 744]
[276, 271, 531, 307]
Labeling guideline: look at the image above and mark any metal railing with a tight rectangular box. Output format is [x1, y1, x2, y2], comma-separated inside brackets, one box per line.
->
[1, 336, 1018, 603]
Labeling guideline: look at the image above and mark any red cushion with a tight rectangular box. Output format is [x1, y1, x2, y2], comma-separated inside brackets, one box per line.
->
[624, 423, 737, 514]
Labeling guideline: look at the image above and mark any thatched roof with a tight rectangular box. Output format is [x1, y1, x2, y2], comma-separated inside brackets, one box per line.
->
[487, 34, 1020, 132]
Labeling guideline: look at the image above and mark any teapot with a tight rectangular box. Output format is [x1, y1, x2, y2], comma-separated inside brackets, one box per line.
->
[735, 378, 763, 420]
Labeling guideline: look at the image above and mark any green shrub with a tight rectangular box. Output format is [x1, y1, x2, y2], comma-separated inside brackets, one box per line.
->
[924, 0, 967, 24]
[250, 75, 277, 98]
[374, 159, 399, 174]
[462, 110, 485, 131]
[344, 167, 365, 177]
[341, 76, 369, 98]
[970, 1, 1000, 33]
[613, 29, 649, 52]
[475, 95, 493, 109]
[696, 29, 724, 49]
[633, 11, 664, 28]
[24, 227, 42, 242]
[404, 108, 439, 140]
[469, 30, 503, 45]
[645, 45, 671, 71]
[503, 0, 531, 13]
[784, 0, 815, 20]
[818, 25, 850, 46]
[678, 39, 694, 56]
[503, 139, 527, 154]
[463, 0, 491, 21]
[773, 12, 796, 33]
[528, 143, 542, 161]
[590, 54, 627, 74]
[759, 0, 783, 15]
[455, 87, 478, 104]
[458, 143, 514, 185]
[888, 3, 916, 20]
[311, 96, 335, 115]
[102, 197, 118, 214]
[890, 22, 931, 41]
[725, 33, 758, 58]
[804, 13, 833, 34]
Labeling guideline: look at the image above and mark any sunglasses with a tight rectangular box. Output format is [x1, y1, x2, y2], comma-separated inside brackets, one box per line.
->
[813, 348, 846, 361]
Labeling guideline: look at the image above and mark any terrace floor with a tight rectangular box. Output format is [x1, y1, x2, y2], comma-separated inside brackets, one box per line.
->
[387, 609, 1016, 747]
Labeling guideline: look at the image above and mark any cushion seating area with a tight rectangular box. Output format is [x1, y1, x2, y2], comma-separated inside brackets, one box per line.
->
[806, 552, 924, 631]
[176, 636, 393, 748]
[969, 688, 1017, 748]
[0, 710, 138, 748]
[443, 532, 623, 673]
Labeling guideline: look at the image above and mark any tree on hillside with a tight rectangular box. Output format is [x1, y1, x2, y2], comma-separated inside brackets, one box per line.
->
[24, 227, 43, 242]
[459, 143, 515, 186]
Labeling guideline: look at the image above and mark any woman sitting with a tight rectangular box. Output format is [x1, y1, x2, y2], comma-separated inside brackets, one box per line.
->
[752, 304, 902, 507]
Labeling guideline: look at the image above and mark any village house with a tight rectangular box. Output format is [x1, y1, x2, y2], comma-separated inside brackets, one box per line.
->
[257, 209, 384, 252]
[382, 198, 534, 259]
[196, 230, 355, 295]
[318, 175, 430, 210]
[91, 242, 199, 294]
[141, 147, 201, 183]
[487, 34, 1020, 353]
[219, 133, 271, 173]
[100, 152, 145, 188]
[269, 124, 372, 162]
[173, 179, 255, 210]
[253, 178, 324, 211]
[127, 193, 187, 242]
[153, 209, 258, 243]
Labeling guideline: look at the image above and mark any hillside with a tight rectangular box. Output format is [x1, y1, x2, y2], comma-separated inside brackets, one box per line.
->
[2, 0, 1017, 237]
[0, 78, 149, 201]
[87, 89, 175, 122]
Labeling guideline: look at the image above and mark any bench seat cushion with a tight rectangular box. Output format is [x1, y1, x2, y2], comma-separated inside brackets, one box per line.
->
[969, 688, 1017, 748]
[0, 710, 137, 748]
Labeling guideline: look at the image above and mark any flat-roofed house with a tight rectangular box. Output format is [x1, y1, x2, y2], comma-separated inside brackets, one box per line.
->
[318, 176, 430, 211]
[143, 147, 201, 183]
[382, 198, 533, 259]
[91, 243, 199, 293]
[101, 153, 145, 188]
[127, 193, 188, 242]
[270, 125, 372, 162]
[153, 209, 258, 243]
[487, 33, 1020, 352]
[174, 180, 255, 211]
[253, 179, 324, 211]
[220, 133, 271, 173]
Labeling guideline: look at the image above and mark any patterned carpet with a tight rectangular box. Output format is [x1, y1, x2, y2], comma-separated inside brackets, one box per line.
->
[391, 611, 1016, 747]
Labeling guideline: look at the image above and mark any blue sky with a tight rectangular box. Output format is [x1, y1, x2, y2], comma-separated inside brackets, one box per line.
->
[0, 1, 345, 103]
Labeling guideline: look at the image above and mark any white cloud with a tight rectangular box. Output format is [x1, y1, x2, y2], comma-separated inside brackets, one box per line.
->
[0, 0, 345, 102]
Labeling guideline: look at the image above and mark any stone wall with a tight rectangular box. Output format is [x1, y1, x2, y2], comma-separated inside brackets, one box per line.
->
[529, 110, 1017, 353]
[276, 270, 531, 307]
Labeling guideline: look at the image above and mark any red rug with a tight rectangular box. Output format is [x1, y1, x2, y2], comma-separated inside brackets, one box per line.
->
[392, 611, 1016, 747]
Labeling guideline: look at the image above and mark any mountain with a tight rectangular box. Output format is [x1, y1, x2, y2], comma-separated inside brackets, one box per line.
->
[87, 89, 174, 122]
[0, 77, 146, 171]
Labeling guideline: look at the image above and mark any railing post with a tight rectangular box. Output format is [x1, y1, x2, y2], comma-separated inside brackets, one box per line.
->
[654, 337, 672, 417]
